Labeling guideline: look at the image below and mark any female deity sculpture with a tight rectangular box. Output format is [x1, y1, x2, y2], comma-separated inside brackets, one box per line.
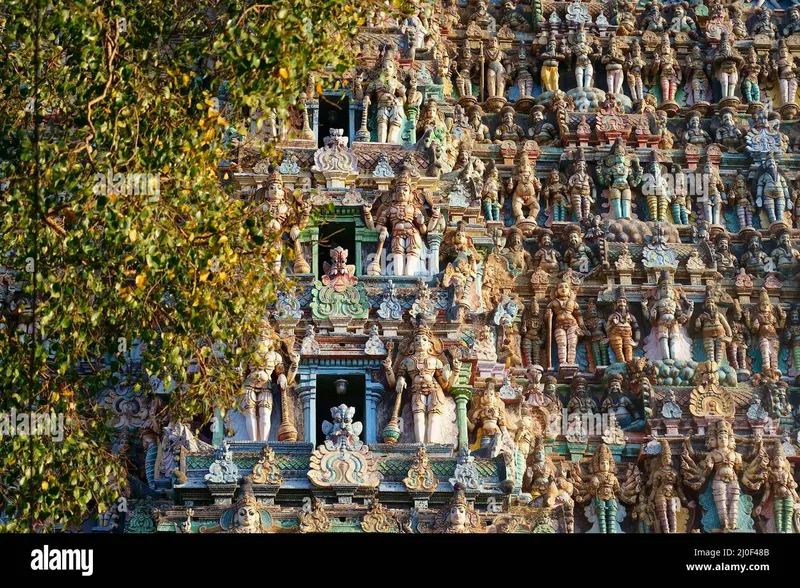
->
[606, 287, 640, 363]
[597, 138, 643, 220]
[742, 46, 763, 105]
[625, 40, 646, 103]
[648, 440, 691, 533]
[694, 297, 733, 365]
[545, 276, 589, 368]
[602, 36, 625, 96]
[365, 168, 441, 276]
[358, 49, 407, 144]
[746, 289, 787, 379]
[482, 160, 502, 221]
[510, 154, 541, 225]
[383, 317, 461, 444]
[670, 164, 690, 225]
[228, 481, 268, 533]
[241, 320, 298, 442]
[483, 36, 507, 101]
[538, 34, 566, 93]
[753, 444, 799, 533]
[570, 26, 595, 90]
[641, 271, 694, 361]
[711, 32, 744, 103]
[567, 151, 596, 222]
[544, 169, 569, 223]
[684, 45, 711, 106]
[577, 444, 622, 533]
[642, 158, 672, 222]
[650, 33, 682, 106]
[683, 421, 743, 531]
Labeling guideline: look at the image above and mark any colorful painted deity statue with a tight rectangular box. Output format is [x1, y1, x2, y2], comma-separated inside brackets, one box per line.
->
[785, 304, 800, 373]
[452, 45, 476, 100]
[648, 440, 691, 533]
[482, 160, 502, 221]
[746, 289, 787, 379]
[756, 154, 792, 225]
[523, 301, 545, 367]
[442, 221, 482, 321]
[684, 45, 710, 106]
[584, 300, 609, 367]
[771, 229, 800, 279]
[546, 277, 589, 367]
[700, 160, 726, 226]
[651, 33, 682, 104]
[711, 32, 744, 101]
[642, 156, 671, 223]
[483, 36, 507, 100]
[669, 164, 690, 225]
[567, 376, 596, 416]
[365, 168, 441, 276]
[694, 297, 733, 365]
[606, 287, 640, 363]
[544, 169, 569, 223]
[538, 33, 565, 93]
[601, 373, 644, 432]
[716, 108, 743, 153]
[510, 154, 541, 224]
[703, 420, 743, 531]
[641, 271, 694, 361]
[772, 39, 798, 111]
[359, 48, 407, 143]
[742, 46, 762, 104]
[729, 173, 754, 229]
[578, 444, 622, 533]
[568, 150, 596, 222]
[563, 224, 598, 274]
[528, 105, 558, 146]
[602, 36, 625, 96]
[241, 320, 298, 442]
[727, 301, 751, 376]
[714, 233, 739, 277]
[597, 138, 643, 220]
[468, 378, 510, 457]
[740, 234, 770, 278]
[683, 112, 711, 146]
[384, 317, 461, 444]
[625, 40, 646, 103]
[570, 25, 595, 90]
[754, 444, 799, 533]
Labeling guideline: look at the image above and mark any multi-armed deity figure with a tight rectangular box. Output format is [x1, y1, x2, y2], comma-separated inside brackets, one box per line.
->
[383, 316, 461, 444]
[606, 287, 640, 363]
[357, 47, 407, 144]
[753, 444, 799, 533]
[694, 297, 733, 365]
[241, 320, 298, 442]
[648, 440, 691, 533]
[756, 153, 792, 226]
[683, 420, 743, 531]
[641, 271, 694, 361]
[642, 156, 671, 223]
[746, 289, 786, 379]
[597, 138, 643, 220]
[365, 168, 442, 276]
[255, 166, 312, 273]
[545, 276, 588, 368]
[538, 33, 566, 93]
[568, 150, 596, 222]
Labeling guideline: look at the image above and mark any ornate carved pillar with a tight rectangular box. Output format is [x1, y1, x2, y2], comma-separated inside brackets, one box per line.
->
[451, 387, 473, 452]
[297, 371, 317, 446]
[365, 385, 384, 445]
[426, 232, 442, 275]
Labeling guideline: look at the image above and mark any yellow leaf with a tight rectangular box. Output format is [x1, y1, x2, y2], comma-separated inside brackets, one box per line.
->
[199, 271, 210, 282]
[135, 274, 147, 288]
[128, 229, 138, 242]
[41, 481, 49, 491]
[279, 67, 289, 79]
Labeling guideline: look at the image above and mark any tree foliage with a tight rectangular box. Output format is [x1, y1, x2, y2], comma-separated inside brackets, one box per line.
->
[0, 0, 409, 531]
